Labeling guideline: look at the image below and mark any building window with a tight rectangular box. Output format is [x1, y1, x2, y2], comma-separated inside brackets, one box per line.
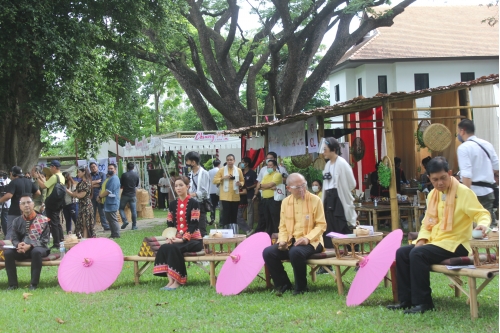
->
[334, 84, 340, 102]
[378, 75, 388, 93]
[461, 72, 475, 82]
[414, 73, 429, 90]
[358, 78, 362, 96]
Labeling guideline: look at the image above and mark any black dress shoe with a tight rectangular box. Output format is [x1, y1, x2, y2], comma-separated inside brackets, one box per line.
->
[29, 284, 37, 291]
[109, 235, 121, 239]
[386, 301, 412, 310]
[275, 284, 293, 297]
[404, 303, 435, 314]
[6, 286, 18, 291]
[292, 288, 309, 296]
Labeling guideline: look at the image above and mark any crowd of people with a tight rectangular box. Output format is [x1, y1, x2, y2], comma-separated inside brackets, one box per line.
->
[1, 119, 498, 315]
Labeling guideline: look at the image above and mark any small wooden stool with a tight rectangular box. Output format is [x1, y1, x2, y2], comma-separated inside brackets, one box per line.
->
[470, 238, 499, 269]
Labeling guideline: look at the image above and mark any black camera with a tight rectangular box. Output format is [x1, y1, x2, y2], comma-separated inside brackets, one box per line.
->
[229, 175, 236, 180]
[323, 172, 332, 180]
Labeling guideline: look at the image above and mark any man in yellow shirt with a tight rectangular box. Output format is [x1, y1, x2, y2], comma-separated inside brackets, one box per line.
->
[388, 157, 490, 314]
[254, 160, 283, 235]
[263, 173, 326, 296]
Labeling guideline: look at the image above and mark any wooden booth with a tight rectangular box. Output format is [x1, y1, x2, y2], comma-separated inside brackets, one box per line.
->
[224, 75, 499, 231]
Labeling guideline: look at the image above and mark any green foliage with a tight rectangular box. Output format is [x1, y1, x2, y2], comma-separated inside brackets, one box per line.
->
[377, 162, 392, 188]
[282, 158, 323, 186]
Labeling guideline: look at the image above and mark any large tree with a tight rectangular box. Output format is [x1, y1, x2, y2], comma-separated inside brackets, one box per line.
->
[0, 1, 142, 170]
[93, 0, 416, 129]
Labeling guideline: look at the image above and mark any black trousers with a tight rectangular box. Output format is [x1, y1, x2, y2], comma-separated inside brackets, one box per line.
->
[45, 207, 63, 247]
[323, 188, 350, 248]
[158, 191, 168, 209]
[396, 244, 468, 305]
[209, 193, 220, 222]
[221, 201, 239, 227]
[256, 197, 281, 236]
[263, 243, 323, 292]
[4, 247, 50, 286]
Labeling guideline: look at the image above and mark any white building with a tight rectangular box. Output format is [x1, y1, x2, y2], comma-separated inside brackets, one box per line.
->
[328, 5, 499, 105]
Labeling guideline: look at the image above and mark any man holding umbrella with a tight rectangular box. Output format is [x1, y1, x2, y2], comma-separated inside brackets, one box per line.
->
[4, 194, 50, 290]
[388, 157, 491, 314]
[262, 173, 326, 296]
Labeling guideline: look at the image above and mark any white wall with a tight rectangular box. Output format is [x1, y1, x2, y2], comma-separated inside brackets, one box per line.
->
[329, 58, 499, 104]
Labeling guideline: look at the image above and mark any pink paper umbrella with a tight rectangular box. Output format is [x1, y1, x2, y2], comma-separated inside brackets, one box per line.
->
[216, 232, 271, 296]
[346, 229, 403, 306]
[58, 238, 124, 294]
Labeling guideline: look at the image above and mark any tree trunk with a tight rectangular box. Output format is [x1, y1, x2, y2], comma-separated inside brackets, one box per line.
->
[0, 98, 43, 172]
[154, 91, 160, 134]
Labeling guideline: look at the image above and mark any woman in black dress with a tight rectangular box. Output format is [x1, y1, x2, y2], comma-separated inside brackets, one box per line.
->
[153, 176, 203, 290]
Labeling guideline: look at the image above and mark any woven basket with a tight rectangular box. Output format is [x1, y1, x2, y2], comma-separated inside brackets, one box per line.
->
[64, 234, 79, 251]
[423, 123, 452, 152]
[312, 156, 326, 170]
[291, 150, 313, 169]
[141, 206, 155, 219]
[137, 189, 150, 205]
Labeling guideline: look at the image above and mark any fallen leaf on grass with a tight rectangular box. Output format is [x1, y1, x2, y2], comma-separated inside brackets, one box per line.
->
[155, 302, 169, 306]
[23, 293, 33, 300]
[208, 300, 215, 303]
[23, 308, 27, 313]
[336, 310, 342, 315]
[56, 318, 65, 324]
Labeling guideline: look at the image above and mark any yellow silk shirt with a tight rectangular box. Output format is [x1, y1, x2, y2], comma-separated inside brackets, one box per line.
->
[213, 167, 244, 202]
[417, 183, 491, 253]
[278, 193, 326, 250]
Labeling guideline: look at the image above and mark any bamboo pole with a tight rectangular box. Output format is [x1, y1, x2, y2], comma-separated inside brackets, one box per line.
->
[390, 104, 498, 112]
[464, 89, 472, 120]
[325, 119, 378, 124]
[264, 129, 269, 154]
[317, 116, 325, 140]
[391, 116, 466, 121]
[382, 99, 400, 231]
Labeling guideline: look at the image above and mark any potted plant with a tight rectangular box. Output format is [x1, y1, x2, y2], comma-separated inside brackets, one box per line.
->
[352, 190, 364, 207]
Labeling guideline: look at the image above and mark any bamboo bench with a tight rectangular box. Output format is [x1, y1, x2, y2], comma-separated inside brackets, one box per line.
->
[124, 254, 229, 287]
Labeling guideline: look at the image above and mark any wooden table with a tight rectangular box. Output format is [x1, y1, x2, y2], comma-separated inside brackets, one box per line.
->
[203, 234, 246, 254]
[355, 204, 392, 230]
[398, 204, 426, 232]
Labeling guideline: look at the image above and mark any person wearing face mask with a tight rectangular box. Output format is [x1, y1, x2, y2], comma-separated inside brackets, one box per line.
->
[99, 164, 121, 239]
[321, 138, 357, 249]
[185, 151, 210, 237]
[311, 180, 322, 199]
[240, 157, 257, 230]
[257, 152, 288, 183]
[254, 159, 283, 235]
[457, 119, 499, 226]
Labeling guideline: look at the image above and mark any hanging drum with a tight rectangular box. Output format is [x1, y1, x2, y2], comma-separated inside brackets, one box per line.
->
[423, 123, 453, 152]
[352, 137, 365, 162]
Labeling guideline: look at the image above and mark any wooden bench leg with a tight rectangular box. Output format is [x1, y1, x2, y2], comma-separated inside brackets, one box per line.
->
[209, 262, 216, 287]
[134, 261, 139, 285]
[389, 261, 398, 303]
[334, 265, 344, 295]
[264, 264, 273, 289]
[468, 276, 478, 320]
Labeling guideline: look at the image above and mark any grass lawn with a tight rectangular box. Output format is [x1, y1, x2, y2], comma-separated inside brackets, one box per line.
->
[0, 212, 498, 332]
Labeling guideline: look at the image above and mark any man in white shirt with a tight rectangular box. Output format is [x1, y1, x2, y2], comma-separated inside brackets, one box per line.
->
[186, 151, 211, 236]
[457, 119, 499, 225]
[257, 152, 288, 183]
[208, 159, 221, 225]
[157, 172, 169, 211]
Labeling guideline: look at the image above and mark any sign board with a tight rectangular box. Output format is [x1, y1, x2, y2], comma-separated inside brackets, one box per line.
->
[209, 229, 234, 238]
[268, 121, 306, 157]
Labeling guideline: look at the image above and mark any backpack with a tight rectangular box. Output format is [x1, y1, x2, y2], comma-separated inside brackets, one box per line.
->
[44, 175, 66, 210]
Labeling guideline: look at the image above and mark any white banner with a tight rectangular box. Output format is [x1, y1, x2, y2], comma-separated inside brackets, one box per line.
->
[108, 157, 117, 165]
[269, 121, 306, 157]
[77, 160, 87, 167]
[307, 117, 319, 153]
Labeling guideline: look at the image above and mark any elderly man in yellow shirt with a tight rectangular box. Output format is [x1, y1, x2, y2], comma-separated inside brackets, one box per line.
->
[262, 173, 326, 296]
[388, 157, 491, 314]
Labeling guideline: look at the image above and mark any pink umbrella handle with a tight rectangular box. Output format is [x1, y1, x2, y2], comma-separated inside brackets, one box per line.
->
[230, 254, 240, 263]
[83, 258, 94, 267]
